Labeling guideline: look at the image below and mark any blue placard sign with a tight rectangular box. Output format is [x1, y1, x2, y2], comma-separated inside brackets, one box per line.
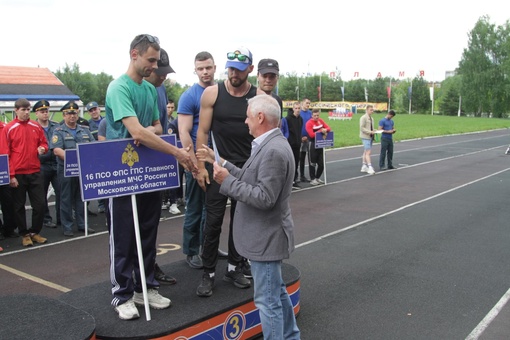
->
[0, 155, 10, 186]
[64, 149, 79, 177]
[315, 131, 334, 148]
[77, 135, 180, 201]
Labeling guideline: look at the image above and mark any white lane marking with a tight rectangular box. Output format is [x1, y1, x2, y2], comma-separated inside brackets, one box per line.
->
[325, 133, 508, 164]
[465, 288, 510, 340]
[295, 167, 510, 340]
[0, 263, 71, 293]
[296, 167, 510, 248]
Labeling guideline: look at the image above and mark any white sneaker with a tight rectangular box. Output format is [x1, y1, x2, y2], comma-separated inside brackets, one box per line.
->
[361, 165, 368, 173]
[169, 203, 181, 215]
[115, 298, 140, 320]
[133, 289, 171, 309]
[310, 179, 320, 186]
[161, 201, 169, 210]
[367, 166, 375, 175]
[317, 178, 324, 184]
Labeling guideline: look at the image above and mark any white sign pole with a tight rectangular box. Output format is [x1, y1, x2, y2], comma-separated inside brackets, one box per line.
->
[323, 147, 327, 185]
[84, 202, 88, 236]
[131, 194, 151, 321]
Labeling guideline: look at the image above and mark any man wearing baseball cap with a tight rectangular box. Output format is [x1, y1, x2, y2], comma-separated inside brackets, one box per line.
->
[224, 47, 253, 72]
[257, 58, 283, 110]
[145, 48, 175, 131]
[143, 47, 179, 286]
[196, 47, 261, 297]
[257, 57, 289, 153]
[86, 101, 103, 140]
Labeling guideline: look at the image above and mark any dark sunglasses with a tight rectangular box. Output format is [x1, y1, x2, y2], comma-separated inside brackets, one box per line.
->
[133, 34, 160, 46]
[227, 52, 251, 63]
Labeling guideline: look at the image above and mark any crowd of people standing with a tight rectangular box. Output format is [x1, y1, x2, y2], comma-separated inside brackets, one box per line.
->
[1, 33, 405, 337]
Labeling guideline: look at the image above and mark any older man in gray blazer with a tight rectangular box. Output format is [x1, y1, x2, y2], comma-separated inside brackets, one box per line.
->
[197, 94, 300, 339]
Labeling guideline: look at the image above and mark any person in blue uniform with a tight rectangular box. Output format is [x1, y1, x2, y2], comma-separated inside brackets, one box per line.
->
[51, 101, 95, 236]
[34, 100, 61, 228]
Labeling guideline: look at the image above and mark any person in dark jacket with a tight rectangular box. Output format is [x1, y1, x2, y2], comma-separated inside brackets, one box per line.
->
[285, 102, 303, 188]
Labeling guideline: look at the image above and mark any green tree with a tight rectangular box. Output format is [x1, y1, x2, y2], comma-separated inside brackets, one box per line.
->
[408, 77, 430, 113]
[95, 72, 114, 105]
[55, 63, 87, 102]
[54, 63, 113, 106]
[164, 80, 187, 107]
[371, 77, 389, 103]
[458, 16, 510, 117]
[437, 75, 462, 115]
[278, 73, 300, 101]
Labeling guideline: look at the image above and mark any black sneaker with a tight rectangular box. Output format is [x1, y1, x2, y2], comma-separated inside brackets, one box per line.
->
[239, 262, 252, 279]
[300, 176, 310, 183]
[186, 255, 203, 269]
[155, 263, 177, 285]
[223, 267, 251, 289]
[44, 221, 57, 228]
[78, 228, 95, 234]
[197, 273, 214, 297]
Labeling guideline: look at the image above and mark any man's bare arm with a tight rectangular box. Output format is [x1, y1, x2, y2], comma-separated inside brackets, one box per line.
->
[178, 114, 197, 164]
[122, 116, 197, 173]
[195, 84, 218, 189]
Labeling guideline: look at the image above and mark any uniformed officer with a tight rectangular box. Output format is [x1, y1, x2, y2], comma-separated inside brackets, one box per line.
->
[59, 102, 89, 127]
[34, 100, 61, 228]
[85, 101, 106, 214]
[51, 101, 95, 236]
[86, 101, 103, 140]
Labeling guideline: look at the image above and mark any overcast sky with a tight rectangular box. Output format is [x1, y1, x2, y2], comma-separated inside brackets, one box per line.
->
[1, 0, 508, 85]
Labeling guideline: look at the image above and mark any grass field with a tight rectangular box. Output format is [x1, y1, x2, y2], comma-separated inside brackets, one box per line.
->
[324, 113, 510, 148]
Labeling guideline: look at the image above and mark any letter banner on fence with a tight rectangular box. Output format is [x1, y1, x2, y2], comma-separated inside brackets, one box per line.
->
[315, 131, 334, 148]
[0, 155, 10, 186]
[77, 135, 180, 201]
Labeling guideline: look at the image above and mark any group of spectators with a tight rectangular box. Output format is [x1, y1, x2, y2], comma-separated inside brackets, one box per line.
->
[3, 36, 384, 338]
[0, 98, 108, 246]
[0, 34, 405, 340]
[284, 98, 331, 188]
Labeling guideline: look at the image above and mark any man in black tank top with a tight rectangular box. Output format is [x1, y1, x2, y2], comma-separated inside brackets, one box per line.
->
[195, 47, 260, 297]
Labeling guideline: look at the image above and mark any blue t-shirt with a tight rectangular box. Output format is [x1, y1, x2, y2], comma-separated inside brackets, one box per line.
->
[379, 117, 395, 140]
[105, 74, 159, 140]
[156, 85, 168, 134]
[300, 109, 312, 137]
[97, 117, 107, 139]
[177, 83, 205, 147]
[280, 116, 289, 139]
